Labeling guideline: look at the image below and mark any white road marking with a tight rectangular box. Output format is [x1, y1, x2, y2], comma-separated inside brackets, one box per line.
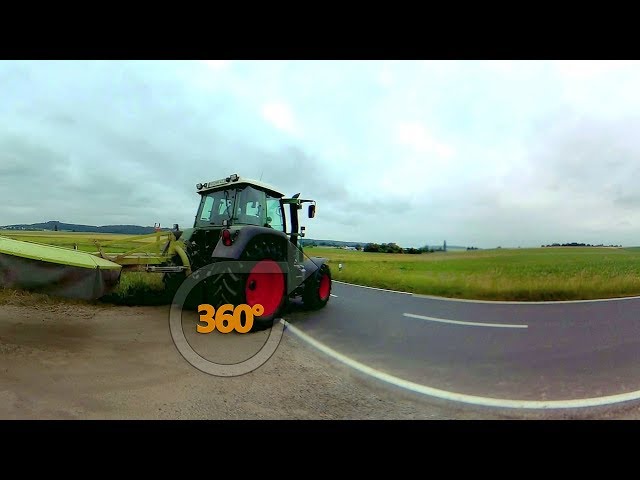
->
[330, 294, 338, 298]
[282, 320, 640, 410]
[333, 280, 411, 295]
[403, 313, 528, 329]
[410, 293, 640, 305]
[335, 280, 640, 304]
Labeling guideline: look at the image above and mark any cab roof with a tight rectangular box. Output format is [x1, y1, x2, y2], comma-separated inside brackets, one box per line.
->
[196, 174, 285, 198]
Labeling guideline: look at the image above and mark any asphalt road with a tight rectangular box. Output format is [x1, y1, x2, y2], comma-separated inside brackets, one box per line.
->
[283, 281, 640, 407]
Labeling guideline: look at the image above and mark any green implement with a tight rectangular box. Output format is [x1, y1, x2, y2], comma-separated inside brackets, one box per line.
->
[0, 235, 122, 300]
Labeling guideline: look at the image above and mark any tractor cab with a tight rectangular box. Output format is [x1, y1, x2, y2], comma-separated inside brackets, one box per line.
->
[194, 174, 316, 249]
[195, 174, 285, 230]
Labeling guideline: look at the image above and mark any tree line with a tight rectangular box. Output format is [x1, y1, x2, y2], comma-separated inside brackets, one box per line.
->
[305, 242, 480, 254]
[363, 243, 453, 254]
[542, 242, 622, 248]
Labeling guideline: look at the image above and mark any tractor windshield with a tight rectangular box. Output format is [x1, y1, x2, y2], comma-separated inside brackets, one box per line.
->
[234, 186, 284, 230]
[195, 185, 284, 231]
[196, 188, 236, 227]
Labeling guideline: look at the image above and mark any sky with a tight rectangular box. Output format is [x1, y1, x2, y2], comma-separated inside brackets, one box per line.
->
[2, 59, 640, 248]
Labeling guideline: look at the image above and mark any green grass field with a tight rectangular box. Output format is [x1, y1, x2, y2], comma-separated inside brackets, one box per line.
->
[310, 246, 640, 301]
[3, 231, 640, 302]
[0, 230, 162, 254]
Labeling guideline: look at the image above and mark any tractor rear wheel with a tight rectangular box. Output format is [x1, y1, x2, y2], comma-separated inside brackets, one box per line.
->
[302, 263, 331, 310]
[207, 240, 287, 332]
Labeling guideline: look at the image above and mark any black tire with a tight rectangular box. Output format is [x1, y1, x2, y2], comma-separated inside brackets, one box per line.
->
[302, 263, 331, 310]
[162, 271, 184, 294]
[163, 256, 184, 302]
[162, 256, 202, 308]
[205, 236, 287, 332]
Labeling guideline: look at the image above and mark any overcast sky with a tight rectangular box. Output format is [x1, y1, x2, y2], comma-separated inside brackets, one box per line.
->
[2, 60, 640, 248]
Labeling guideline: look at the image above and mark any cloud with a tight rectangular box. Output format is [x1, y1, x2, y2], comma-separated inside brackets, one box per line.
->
[261, 101, 296, 134]
[2, 60, 640, 247]
[395, 122, 455, 158]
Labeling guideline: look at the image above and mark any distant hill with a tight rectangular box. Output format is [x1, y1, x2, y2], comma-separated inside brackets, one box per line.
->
[0, 220, 170, 235]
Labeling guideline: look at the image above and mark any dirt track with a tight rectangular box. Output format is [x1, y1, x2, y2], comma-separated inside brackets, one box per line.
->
[1, 297, 640, 419]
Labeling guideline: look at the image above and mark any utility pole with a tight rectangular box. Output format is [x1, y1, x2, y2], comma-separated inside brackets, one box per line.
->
[444, 240, 447, 252]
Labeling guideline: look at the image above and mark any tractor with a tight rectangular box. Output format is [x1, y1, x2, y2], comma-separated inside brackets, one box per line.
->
[154, 173, 332, 330]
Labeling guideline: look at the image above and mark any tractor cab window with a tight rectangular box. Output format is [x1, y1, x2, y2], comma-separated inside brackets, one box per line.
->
[266, 195, 284, 232]
[233, 186, 284, 230]
[233, 186, 267, 227]
[234, 185, 278, 227]
[196, 189, 236, 226]
[199, 196, 214, 222]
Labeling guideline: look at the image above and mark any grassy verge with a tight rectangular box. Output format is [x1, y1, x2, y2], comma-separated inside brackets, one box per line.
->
[99, 271, 169, 306]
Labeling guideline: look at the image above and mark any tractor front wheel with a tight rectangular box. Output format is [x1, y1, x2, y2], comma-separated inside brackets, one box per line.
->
[302, 263, 332, 310]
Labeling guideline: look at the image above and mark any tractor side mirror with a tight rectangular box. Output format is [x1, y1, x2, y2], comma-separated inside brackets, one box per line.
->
[308, 204, 316, 218]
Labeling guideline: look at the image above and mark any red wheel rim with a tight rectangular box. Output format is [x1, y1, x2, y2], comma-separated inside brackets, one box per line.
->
[245, 260, 284, 317]
[318, 273, 330, 301]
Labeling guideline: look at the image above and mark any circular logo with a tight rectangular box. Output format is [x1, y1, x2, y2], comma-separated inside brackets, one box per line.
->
[168, 261, 286, 377]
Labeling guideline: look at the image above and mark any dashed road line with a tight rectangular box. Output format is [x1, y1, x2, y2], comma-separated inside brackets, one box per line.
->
[403, 313, 528, 329]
